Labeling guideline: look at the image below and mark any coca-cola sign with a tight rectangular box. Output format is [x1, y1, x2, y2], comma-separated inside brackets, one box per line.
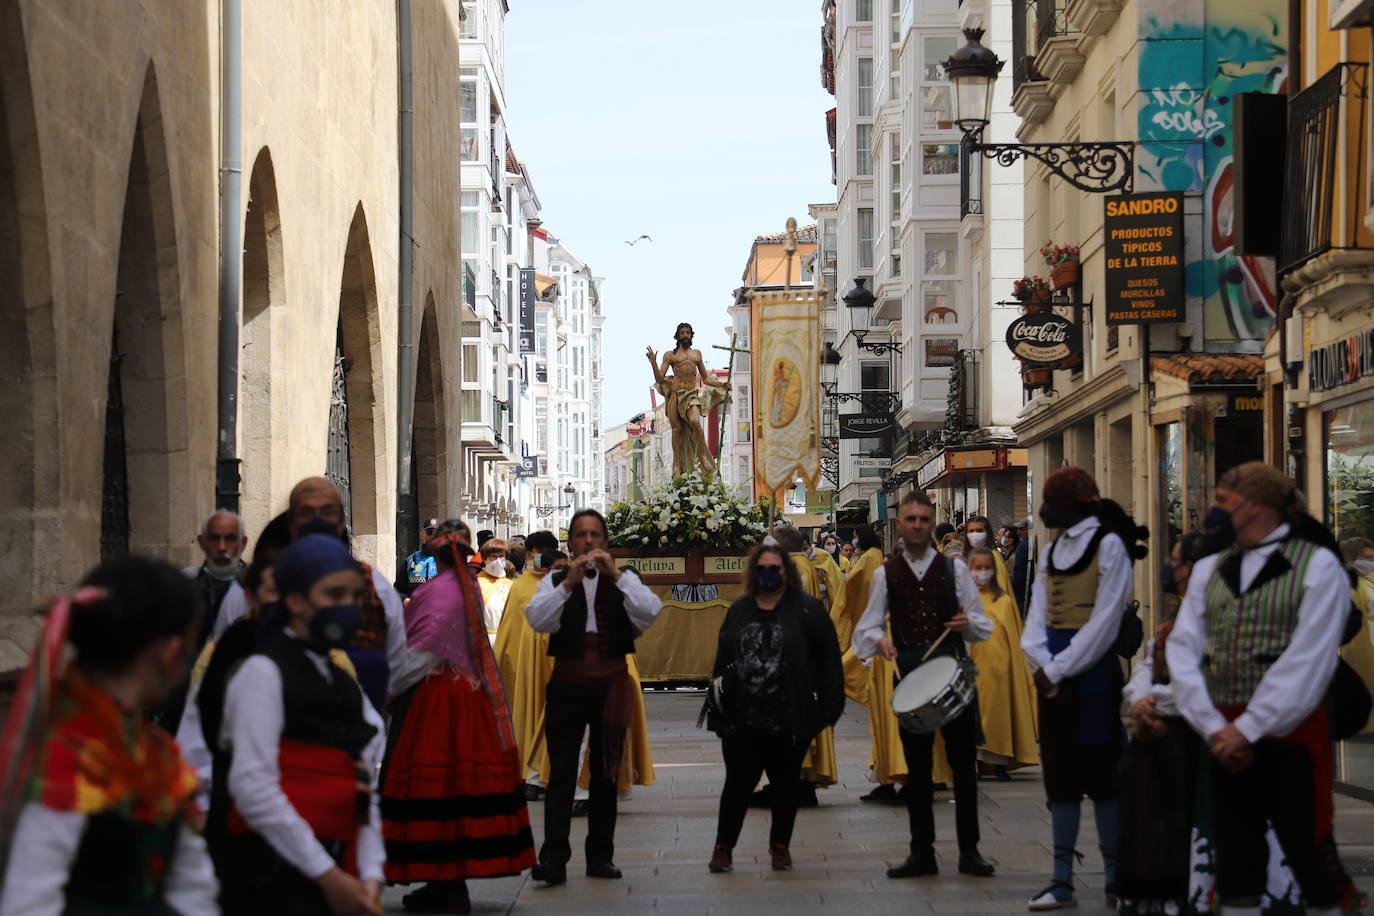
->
[1006, 313, 1081, 368]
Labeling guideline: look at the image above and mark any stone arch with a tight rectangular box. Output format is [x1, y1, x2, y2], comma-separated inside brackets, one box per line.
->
[103, 62, 188, 561]
[332, 203, 383, 556]
[0, 0, 58, 611]
[413, 291, 448, 525]
[240, 147, 284, 539]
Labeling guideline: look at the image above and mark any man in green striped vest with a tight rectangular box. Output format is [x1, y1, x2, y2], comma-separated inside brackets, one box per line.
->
[1168, 462, 1358, 914]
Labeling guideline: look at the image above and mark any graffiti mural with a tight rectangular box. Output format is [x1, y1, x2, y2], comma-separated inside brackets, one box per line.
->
[1136, 6, 1287, 342]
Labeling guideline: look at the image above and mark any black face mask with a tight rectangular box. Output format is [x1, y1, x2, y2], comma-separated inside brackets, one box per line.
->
[1038, 504, 1066, 529]
[755, 567, 784, 592]
[1161, 561, 1178, 595]
[297, 517, 345, 542]
[308, 603, 361, 651]
[1195, 505, 1235, 558]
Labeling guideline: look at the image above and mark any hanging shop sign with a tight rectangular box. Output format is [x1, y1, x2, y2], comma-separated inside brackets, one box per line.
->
[1006, 313, 1082, 368]
[1104, 191, 1185, 325]
[838, 412, 897, 439]
[1308, 328, 1374, 392]
[852, 457, 893, 470]
[518, 268, 537, 354]
[513, 455, 540, 478]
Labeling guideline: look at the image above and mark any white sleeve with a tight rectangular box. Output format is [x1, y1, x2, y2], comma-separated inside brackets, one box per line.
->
[1234, 548, 1350, 743]
[174, 681, 213, 812]
[1020, 545, 1052, 672]
[616, 570, 663, 633]
[1166, 554, 1229, 739]
[372, 570, 409, 696]
[951, 558, 993, 643]
[0, 803, 84, 916]
[354, 687, 388, 883]
[224, 656, 337, 881]
[852, 566, 889, 660]
[387, 647, 440, 698]
[1122, 647, 1154, 707]
[212, 583, 248, 640]
[524, 573, 569, 634]
[164, 824, 220, 915]
[1043, 533, 1133, 684]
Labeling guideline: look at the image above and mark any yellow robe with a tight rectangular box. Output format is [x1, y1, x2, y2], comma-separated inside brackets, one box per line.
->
[494, 568, 551, 777]
[838, 547, 885, 704]
[1341, 574, 1374, 735]
[838, 553, 852, 574]
[477, 572, 513, 638]
[969, 587, 1039, 767]
[791, 552, 837, 787]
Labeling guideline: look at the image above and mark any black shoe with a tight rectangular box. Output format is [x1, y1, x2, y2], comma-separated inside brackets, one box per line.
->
[571, 798, 590, 817]
[957, 850, 996, 877]
[886, 852, 938, 878]
[401, 880, 470, 913]
[523, 783, 545, 801]
[860, 784, 898, 803]
[796, 782, 819, 808]
[748, 784, 774, 809]
[586, 861, 622, 879]
[930, 781, 948, 792]
[530, 862, 567, 886]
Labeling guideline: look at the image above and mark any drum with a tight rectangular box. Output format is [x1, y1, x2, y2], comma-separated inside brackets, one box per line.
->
[890, 655, 975, 735]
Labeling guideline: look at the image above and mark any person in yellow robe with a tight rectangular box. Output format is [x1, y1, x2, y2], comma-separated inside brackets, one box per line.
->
[476, 538, 514, 642]
[966, 547, 1039, 775]
[839, 533, 885, 705]
[838, 542, 855, 574]
[966, 515, 1014, 597]
[1340, 537, 1374, 736]
[493, 532, 563, 792]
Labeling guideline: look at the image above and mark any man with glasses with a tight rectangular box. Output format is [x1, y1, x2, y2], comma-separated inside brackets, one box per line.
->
[211, 476, 407, 712]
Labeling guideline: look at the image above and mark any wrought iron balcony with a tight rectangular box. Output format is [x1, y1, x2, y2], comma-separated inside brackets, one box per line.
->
[1279, 62, 1370, 276]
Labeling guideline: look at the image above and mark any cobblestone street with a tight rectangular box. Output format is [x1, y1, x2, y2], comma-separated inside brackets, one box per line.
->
[384, 690, 1374, 914]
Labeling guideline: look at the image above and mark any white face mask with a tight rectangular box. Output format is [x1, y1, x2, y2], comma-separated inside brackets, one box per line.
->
[1356, 558, 1374, 576]
[971, 569, 995, 587]
[484, 558, 506, 578]
[967, 531, 988, 547]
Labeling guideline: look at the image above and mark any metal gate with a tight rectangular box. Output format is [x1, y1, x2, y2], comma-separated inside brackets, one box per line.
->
[325, 326, 353, 531]
[101, 330, 130, 560]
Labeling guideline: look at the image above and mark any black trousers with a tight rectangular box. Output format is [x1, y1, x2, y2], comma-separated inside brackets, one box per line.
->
[1211, 733, 1351, 907]
[540, 679, 623, 867]
[897, 704, 980, 856]
[714, 733, 810, 849]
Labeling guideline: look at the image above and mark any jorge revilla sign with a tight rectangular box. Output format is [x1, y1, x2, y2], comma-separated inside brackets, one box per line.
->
[1103, 192, 1184, 325]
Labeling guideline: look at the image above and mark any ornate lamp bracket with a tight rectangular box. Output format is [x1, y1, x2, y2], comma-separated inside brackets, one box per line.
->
[971, 139, 1135, 195]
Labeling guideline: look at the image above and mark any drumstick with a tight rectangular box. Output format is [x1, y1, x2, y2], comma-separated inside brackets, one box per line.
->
[919, 596, 981, 663]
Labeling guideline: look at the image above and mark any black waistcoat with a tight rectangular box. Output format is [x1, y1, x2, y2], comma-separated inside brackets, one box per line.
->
[546, 572, 636, 659]
[259, 631, 377, 756]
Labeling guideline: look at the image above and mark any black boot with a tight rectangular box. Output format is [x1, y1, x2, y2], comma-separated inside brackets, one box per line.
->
[887, 849, 938, 878]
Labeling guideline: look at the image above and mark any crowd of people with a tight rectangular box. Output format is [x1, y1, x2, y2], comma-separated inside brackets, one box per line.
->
[1, 462, 1369, 915]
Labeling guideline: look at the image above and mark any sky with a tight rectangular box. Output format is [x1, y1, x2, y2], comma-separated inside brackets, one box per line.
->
[505, 0, 837, 430]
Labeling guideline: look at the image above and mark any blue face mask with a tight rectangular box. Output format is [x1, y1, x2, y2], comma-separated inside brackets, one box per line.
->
[1161, 561, 1178, 595]
[308, 603, 361, 650]
[1196, 505, 1235, 558]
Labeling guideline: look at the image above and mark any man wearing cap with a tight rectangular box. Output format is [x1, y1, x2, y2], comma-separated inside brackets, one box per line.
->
[1021, 468, 1133, 910]
[397, 518, 440, 598]
[1012, 517, 1032, 613]
[1167, 463, 1358, 914]
[216, 534, 387, 916]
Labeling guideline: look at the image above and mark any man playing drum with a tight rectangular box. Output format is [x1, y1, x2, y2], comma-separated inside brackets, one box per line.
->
[854, 491, 996, 879]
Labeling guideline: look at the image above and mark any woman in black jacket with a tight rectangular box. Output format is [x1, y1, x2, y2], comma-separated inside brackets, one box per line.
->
[707, 543, 845, 874]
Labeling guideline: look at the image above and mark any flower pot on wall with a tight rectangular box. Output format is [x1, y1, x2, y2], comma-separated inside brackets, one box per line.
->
[1022, 368, 1052, 389]
[1050, 261, 1080, 289]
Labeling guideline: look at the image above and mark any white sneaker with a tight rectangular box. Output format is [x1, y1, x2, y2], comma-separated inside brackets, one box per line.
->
[1028, 884, 1077, 911]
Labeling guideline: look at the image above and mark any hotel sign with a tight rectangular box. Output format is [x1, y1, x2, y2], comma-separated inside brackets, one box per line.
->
[518, 268, 536, 354]
[1104, 192, 1185, 325]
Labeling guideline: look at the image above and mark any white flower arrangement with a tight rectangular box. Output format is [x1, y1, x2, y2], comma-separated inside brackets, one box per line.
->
[607, 471, 770, 550]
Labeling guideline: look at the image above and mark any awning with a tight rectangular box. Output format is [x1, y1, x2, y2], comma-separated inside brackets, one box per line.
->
[535, 273, 557, 296]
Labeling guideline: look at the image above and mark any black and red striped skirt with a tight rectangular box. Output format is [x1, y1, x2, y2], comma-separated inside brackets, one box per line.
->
[381, 669, 535, 882]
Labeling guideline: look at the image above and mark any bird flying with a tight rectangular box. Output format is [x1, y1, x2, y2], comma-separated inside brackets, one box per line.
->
[624, 235, 653, 246]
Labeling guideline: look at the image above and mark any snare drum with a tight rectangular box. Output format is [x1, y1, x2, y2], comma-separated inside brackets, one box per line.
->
[891, 655, 976, 735]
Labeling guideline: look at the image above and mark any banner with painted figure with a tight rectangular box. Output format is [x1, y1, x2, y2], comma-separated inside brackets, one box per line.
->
[751, 289, 821, 494]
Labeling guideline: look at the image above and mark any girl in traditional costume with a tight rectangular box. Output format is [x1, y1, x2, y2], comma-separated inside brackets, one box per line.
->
[381, 520, 535, 913]
[967, 547, 1039, 777]
[0, 557, 217, 914]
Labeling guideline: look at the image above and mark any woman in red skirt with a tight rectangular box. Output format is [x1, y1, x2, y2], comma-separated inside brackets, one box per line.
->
[382, 520, 535, 912]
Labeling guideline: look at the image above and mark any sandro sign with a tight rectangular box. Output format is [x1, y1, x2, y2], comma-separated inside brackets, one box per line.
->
[1006, 313, 1081, 368]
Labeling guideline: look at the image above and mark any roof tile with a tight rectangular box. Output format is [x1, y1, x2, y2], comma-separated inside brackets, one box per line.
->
[1149, 354, 1264, 383]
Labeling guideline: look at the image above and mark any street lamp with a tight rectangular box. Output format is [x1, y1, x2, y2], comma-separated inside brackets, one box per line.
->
[851, 330, 903, 356]
[944, 28, 1135, 195]
[841, 277, 876, 309]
